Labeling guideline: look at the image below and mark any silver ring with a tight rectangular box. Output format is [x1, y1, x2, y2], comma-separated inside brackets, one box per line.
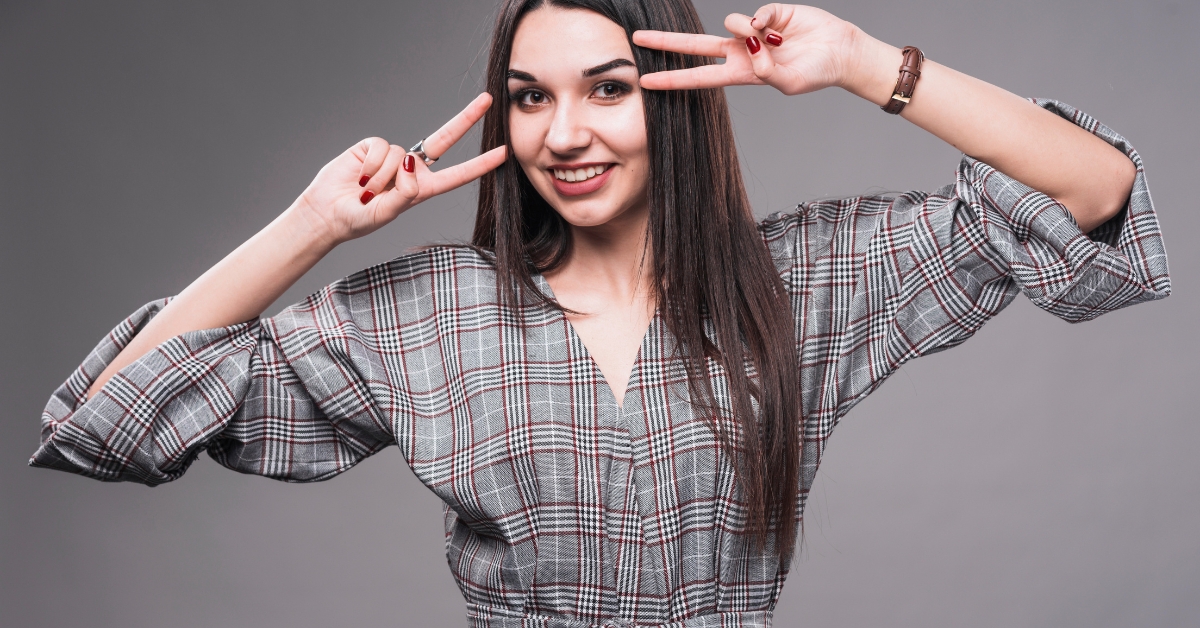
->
[409, 139, 438, 166]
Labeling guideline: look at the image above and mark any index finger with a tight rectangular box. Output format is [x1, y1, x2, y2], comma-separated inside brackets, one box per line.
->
[420, 146, 508, 199]
[632, 30, 729, 57]
[640, 64, 761, 91]
[417, 92, 493, 161]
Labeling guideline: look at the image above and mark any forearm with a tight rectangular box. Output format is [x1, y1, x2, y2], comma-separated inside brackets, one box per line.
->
[842, 33, 1136, 233]
[86, 202, 335, 397]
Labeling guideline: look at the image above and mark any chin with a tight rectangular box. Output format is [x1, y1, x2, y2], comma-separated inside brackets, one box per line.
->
[553, 205, 622, 228]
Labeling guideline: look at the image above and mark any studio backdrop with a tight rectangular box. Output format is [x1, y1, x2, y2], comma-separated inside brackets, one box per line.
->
[1, 1, 1196, 626]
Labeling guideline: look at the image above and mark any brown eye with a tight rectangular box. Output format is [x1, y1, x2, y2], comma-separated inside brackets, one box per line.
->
[511, 90, 547, 108]
[592, 82, 629, 101]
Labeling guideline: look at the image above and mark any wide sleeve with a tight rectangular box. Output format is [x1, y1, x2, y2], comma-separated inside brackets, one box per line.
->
[29, 274, 400, 486]
[760, 99, 1170, 434]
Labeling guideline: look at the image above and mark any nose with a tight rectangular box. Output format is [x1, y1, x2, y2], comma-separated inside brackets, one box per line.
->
[543, 99, 592, 155]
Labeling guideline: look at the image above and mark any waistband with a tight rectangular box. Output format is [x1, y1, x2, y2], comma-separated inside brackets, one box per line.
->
[465, 603, 772, 628]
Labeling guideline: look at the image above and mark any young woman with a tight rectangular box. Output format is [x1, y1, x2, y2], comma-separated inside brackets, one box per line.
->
[31, 0, 1169, 625]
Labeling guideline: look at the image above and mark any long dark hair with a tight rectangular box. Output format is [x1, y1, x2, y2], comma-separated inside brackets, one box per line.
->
[472, 0, 801, 559]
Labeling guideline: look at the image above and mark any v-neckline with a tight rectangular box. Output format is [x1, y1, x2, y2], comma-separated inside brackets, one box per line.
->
[534, 273, 656, 411]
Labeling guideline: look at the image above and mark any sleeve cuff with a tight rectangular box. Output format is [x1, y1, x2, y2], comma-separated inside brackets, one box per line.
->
[955, 98, 1170, 322]
[30, 299, 262, 484]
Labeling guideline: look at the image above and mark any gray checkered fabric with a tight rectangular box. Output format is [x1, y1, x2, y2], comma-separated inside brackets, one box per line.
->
[31, 100, 1169, 627]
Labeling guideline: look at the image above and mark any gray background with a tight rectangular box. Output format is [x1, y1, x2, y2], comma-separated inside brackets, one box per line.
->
[1, 0, 1196, 626]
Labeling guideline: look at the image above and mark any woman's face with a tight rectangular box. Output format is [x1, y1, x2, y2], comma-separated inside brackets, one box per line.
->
[507, 6, 650, 230]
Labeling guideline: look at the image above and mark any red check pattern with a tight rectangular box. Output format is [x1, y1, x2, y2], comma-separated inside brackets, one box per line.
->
[31, 100, 1169, 627]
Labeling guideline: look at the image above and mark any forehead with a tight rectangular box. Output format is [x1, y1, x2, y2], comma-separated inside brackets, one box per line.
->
[510, 6, 634, 74]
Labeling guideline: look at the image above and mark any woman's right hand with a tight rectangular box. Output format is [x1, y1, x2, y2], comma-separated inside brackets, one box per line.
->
[86, 93, 505, 398]
[294, 92, 507, 247]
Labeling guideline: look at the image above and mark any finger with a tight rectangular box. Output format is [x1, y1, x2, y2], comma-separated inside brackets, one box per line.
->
[640, 64, 760, 90]
[356, 137, 391, 186]
[420, 146, 507, 199]
[418, 92, 493, 161]
[375, 152, 421, 216]
[743, 36, 784, 89]
[724, 12, 757, 38]
[397, 153, 421, 202]
[369, 144, 405, 193]
[729, 9, 786, 47]
[631, 30, 728, 57]
[749, 3, 785, 31]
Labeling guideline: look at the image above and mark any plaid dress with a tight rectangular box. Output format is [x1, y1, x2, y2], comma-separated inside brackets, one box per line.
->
[31, 100, 1169, 627]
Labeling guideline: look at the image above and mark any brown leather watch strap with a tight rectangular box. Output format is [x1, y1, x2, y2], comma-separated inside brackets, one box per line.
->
[882, 46, 924, 115]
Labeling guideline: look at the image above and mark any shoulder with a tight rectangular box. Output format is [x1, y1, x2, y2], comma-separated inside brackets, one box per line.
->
[758, 194, 923, 255]
[330, 245, 498, 300]
[343, 244, 494, 285]
[758, 194, 931, 238]
[273, 245, 500, 333]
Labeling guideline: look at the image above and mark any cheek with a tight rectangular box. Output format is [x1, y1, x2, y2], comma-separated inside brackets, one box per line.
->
[595, 101, 648, 164]
[507, 112, 546, 177]
[593, 104, 649, 201]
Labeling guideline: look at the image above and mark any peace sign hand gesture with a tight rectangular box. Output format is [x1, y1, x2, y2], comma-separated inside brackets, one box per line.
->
[633, 4, 864, 96]
[296, 93, 506, 247]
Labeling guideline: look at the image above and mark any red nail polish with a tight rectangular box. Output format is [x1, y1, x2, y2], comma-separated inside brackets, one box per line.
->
[358, 175, 370, 187]
[745, 36, 761, 55]
[360, 190, 375, 204]
[403, 154, 415, 173]
[765, 33, 783, 47]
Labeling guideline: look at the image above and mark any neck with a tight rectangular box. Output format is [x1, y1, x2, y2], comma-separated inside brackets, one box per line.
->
[547, 202, 655, 307]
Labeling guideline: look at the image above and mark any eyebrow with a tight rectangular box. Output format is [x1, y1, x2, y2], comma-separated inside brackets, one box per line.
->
[506, 58, 636, 82]
[582, 58, 635, 77]
[506, 69, 537, 81]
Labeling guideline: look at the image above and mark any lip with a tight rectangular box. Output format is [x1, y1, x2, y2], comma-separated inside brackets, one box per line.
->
[548, 163, 615, 197]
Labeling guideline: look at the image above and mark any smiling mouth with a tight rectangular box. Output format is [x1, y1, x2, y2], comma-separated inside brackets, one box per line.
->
[552, 164, 608, 182]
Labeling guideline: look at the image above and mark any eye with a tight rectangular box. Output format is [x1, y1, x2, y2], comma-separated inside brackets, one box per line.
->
[592, 81, 630, 101]
[510, 89, 548, 110]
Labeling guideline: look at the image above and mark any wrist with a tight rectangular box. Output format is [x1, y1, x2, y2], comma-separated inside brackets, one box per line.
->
[282, 196, 344, 254]
[840, 30, 904, 108]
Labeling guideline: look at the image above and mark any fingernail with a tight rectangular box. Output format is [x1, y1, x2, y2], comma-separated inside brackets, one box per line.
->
[745, 36, 761, 55]
[360, 190, 375, 204]
[358, 175, 370, 187]
[403, 154, 415, 173]
[765, 33, 783, 47]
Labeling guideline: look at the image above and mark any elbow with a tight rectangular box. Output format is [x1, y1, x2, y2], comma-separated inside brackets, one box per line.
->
[1098, 154, 1137, 226]
[1064, 153, 1137, 234]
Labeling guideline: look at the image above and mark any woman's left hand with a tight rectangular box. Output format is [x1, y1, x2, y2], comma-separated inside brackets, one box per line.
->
[633, 3, 1136, 233]
[632, 4, 865, 95]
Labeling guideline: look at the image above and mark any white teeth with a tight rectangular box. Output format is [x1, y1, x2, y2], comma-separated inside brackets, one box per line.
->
[553, 165, 608, 183]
